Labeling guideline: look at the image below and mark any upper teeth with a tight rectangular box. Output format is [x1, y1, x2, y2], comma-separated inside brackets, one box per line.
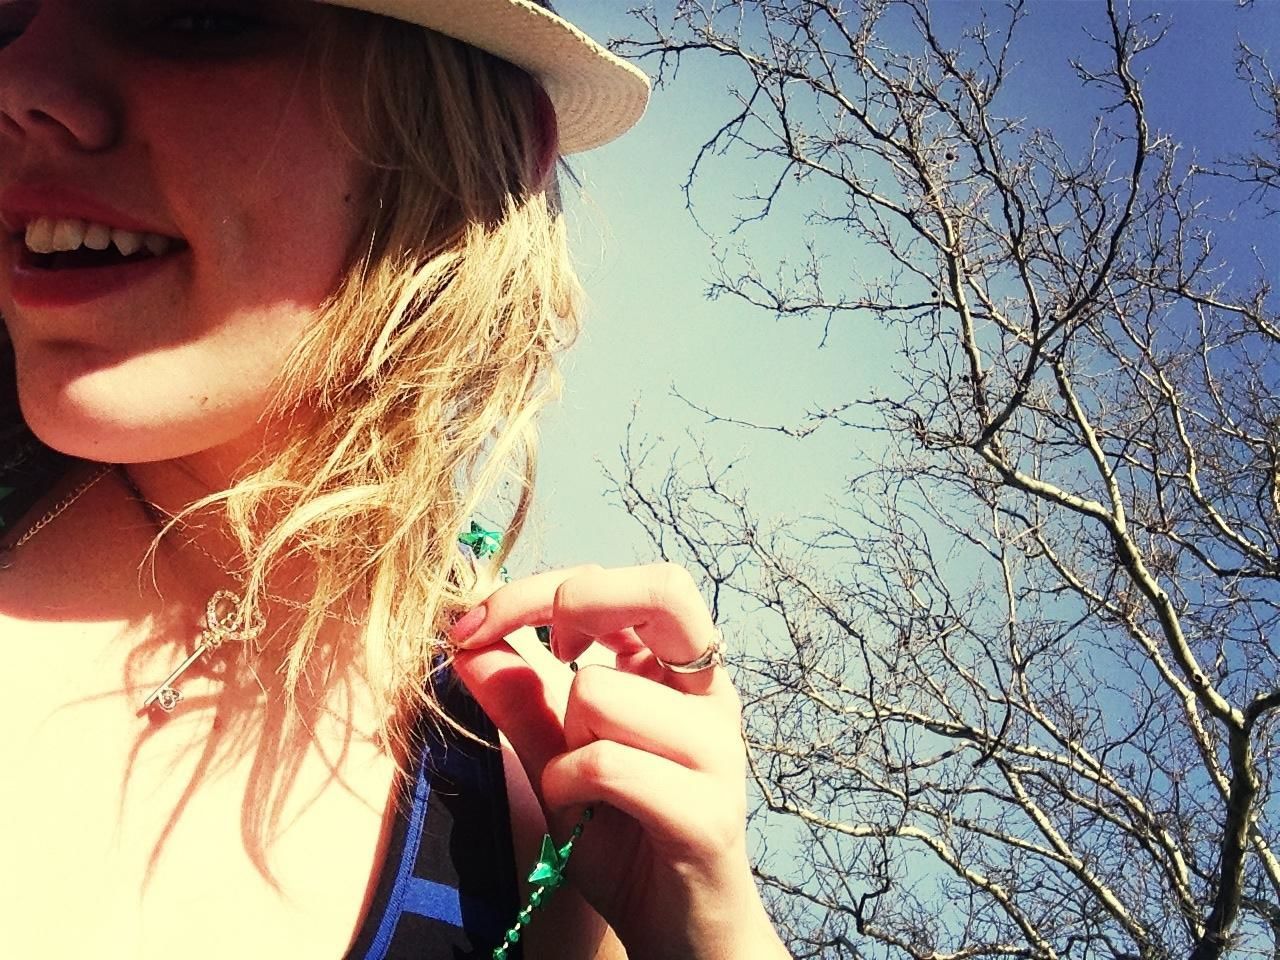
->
[24, 217, 176, 258]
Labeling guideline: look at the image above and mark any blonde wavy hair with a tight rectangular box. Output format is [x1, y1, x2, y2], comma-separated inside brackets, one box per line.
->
[176, 10, 582, 762]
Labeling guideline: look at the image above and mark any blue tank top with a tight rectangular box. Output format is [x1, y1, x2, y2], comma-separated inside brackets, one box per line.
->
[346, 672, 523, 959]
[0, 429, 523, 960]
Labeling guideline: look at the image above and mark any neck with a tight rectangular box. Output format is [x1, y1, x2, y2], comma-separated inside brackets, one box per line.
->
[123, 459, 245, 585]
[120, 457, 366, 635]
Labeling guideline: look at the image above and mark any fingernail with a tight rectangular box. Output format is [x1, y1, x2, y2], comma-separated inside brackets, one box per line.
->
[450, 604, 488, 645]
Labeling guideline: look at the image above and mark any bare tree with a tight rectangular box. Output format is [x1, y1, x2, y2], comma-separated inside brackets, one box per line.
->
[611, 2, 1280, 957]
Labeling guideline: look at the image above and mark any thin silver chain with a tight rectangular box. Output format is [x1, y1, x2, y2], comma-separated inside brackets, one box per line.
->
[4, 462, 360, 626]
[3, 463, 115, 553]
[121, 476, 363, 627]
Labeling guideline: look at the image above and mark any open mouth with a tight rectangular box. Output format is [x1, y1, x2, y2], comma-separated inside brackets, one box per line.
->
[8, 226, 190, 308]
[13, 215, 190, 273]
[20, 245, 183, 271]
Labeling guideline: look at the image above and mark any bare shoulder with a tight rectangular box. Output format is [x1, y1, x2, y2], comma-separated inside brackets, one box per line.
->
[0, 470, 399, 959]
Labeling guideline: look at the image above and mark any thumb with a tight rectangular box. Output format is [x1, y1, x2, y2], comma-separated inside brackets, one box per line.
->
[450, 625, 572, 805]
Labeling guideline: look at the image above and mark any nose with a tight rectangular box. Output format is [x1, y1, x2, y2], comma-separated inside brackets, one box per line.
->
[0, 11, 119, 153]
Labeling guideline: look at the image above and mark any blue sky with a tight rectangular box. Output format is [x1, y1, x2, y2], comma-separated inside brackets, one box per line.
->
[523, 1, 1280, 577]
[525, 3, 886, 572]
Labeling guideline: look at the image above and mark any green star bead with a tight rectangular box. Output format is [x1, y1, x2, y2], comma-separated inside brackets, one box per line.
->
[495, 806, 597, 955]
[458, 521, 504, 559]
[528, 833, 573, 890]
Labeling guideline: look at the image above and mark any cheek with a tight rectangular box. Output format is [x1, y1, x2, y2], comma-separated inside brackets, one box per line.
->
[135, 69, 367, 308]
[15, 61, 371, 461]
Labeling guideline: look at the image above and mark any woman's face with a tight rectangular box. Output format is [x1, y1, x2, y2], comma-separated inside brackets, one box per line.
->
[0, 0, 370, 463]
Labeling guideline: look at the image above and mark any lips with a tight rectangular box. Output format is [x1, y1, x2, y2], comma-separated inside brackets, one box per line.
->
[0, 183, 180, 239]
[0, 182, 189, 309]
[7, 240, 188, 309]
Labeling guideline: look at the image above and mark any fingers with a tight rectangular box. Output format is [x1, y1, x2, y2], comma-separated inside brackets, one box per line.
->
[449, 565, 601, 642]
[544, 564, 711, 661]
[541, 740, 747, 862]
[449, 562, 746, 873]
[556, 626, 645, 665]
[451, 563, 726, 696]
[562, 665, 743, 774]
[450, 638, 568, 793]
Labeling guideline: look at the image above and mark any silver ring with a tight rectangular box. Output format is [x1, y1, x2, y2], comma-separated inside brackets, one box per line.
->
[655, 629, 726, 674]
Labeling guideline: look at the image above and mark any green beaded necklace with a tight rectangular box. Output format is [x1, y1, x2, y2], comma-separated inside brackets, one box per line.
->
[493, 807, 594, 959]
[459, 522, 596, 959]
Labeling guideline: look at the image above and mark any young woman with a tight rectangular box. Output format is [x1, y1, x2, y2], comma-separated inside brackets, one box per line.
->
[0, 2, 789, 958]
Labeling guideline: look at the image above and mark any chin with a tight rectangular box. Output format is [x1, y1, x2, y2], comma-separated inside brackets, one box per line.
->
[22, 411, 216, 463]
[17, 380, 255, 465]
[11, 340, 286, 470]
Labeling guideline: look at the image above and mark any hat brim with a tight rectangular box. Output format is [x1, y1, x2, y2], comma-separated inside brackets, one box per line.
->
[314, 0, 650, 154]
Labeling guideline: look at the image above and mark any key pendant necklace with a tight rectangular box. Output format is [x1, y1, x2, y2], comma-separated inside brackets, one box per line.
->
[141, 588, 265, 713]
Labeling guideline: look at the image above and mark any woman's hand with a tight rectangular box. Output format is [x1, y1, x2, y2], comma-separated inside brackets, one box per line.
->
[449, 563, 789, 960]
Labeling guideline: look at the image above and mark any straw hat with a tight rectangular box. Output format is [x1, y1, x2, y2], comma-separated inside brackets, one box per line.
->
[315, 0, 651, 153]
